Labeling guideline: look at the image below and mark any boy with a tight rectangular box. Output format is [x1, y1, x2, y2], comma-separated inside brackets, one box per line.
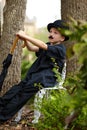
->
[0, 20, 69, 123]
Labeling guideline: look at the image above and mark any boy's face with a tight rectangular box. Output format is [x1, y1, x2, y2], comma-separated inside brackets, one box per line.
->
[48, 28, 65, 44]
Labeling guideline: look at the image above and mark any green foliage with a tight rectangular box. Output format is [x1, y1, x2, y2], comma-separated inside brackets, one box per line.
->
[35, 19, 87, 130]
[21, 60, 31, 80]
[36, 90, 72, 130]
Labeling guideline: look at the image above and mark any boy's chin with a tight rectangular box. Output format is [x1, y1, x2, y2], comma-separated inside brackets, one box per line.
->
[49, 40, 55, 43]
[50, 41, 58, 44]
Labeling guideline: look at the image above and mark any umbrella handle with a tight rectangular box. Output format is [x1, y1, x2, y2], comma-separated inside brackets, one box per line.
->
[10, 36, 19, 54]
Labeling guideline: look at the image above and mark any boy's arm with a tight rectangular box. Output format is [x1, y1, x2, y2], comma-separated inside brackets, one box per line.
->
[23, 40, 39, 52]
[16, 30, 48, 50]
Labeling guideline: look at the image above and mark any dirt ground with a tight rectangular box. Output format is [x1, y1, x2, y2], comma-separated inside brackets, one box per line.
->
[0, 106, 37, 130]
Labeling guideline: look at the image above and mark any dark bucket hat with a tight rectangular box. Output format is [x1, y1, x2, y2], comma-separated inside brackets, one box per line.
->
[47, 20, 69, 41]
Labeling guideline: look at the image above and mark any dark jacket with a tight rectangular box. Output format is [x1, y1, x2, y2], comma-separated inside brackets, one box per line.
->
[24, 42, 66, 88]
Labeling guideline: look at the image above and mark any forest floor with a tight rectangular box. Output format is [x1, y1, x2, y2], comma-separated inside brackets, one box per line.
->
[0, 105, 38, 130]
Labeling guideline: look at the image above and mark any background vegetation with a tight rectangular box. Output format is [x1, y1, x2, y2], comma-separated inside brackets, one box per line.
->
[34, 19, 87, 130]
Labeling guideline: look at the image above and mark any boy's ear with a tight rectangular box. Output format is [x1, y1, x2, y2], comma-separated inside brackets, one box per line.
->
[61, 36, 65, 42]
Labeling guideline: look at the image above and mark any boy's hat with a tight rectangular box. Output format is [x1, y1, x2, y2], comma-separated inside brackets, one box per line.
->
[47, 20, 69, 41]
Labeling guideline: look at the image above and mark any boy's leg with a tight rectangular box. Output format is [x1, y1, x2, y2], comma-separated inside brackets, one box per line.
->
[0, 84, 39, 122]
[0, 81, 24, 107]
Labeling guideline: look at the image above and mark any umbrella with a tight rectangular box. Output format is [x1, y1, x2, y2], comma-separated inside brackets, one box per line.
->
[0, 36, 19, 91]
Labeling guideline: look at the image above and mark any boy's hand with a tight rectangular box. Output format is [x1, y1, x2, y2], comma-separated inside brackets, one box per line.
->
[22, 42, 26, 48]
[16, 30, 26, 40]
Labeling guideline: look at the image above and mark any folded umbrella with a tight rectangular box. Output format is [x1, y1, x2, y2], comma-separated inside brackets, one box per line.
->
[0, 36, 19, 91]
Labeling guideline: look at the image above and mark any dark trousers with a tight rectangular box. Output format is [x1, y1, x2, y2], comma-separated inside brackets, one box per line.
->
[0, 81, 39, 122]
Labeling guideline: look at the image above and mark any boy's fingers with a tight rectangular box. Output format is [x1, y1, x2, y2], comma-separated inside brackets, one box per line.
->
[22, 43, 26, 48]
[21, 40, 26, 48]
[15, 34, 25, 41]
[16, 30, 25, 38]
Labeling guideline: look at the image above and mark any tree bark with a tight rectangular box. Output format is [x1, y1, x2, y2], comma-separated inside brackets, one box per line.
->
[0, 0, 27, 95]
[61, 0, 87, 74]
[0, 1, 2, 37]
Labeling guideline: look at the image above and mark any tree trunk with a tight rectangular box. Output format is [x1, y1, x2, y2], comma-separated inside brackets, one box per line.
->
[61, 0, 87, 74]
[0, 1, 2, 37]
[0, 0, 27, 96]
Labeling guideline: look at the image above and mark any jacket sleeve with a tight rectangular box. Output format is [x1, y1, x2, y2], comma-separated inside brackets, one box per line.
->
[45, 44, 66, 59]
[35, 49, 43, 57]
